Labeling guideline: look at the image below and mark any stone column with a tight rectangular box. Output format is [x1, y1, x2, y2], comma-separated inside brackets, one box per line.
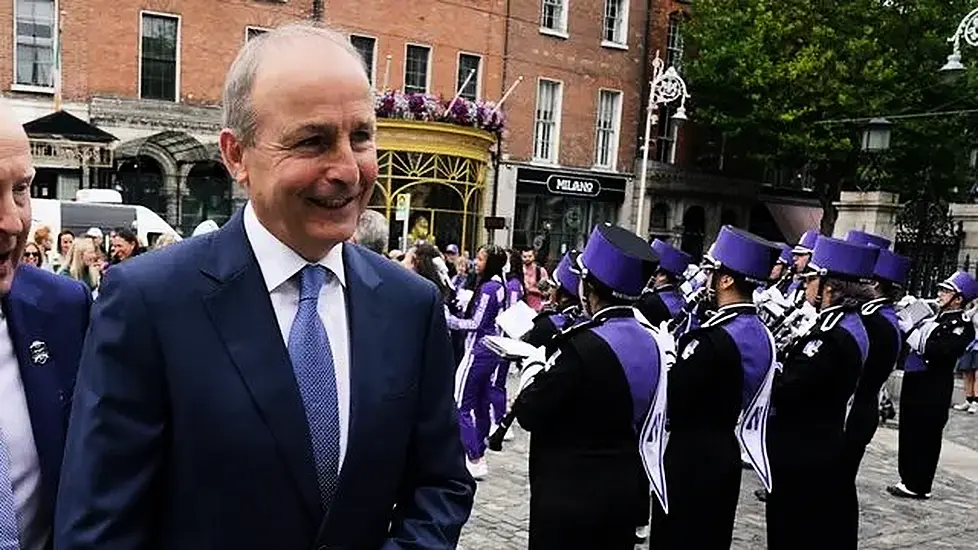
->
[949, 203, 978, 266]
[831, 190, 901, 240]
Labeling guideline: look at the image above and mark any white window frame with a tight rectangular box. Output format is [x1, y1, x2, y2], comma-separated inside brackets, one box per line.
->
[12, 0, 58, 94]
[532, 78, 563, 165]
[245, 26, 270, 42]
[403, 42, 432, 94]
[349, 33, 378, 86]
[455, 51, 482, 101]
[539, 0, 569, 39]
[138, 10, 182, 103]
[600, 0, 629, 50]
[593, 88, 623, 170]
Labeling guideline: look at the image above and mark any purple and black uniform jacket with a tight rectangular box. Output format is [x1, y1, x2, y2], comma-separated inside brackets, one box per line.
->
[845, 298, 903, 446]
[514, 306, 660, 525]
[769, 305, 868, 469]
[522, 305, 583, 355]
[903, 309, 975, 375]
[636, 285, 684, 326]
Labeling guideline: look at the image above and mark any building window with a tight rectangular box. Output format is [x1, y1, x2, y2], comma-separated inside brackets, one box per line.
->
[603, 0, 627, 45]
[140, 13, 179, 101]
[350, 35, 376, 85]
[594, 90, 622, 169]
[15, 0, 56, 89]
[541, 0, 567, 34]
[656, 105, 678, 164]
[456, 53, 481, 101]
[246, 27, 267, 41]
[666, 13, 684, 68]
[534, 79, 562, 163]
[404, 44, 430, 94]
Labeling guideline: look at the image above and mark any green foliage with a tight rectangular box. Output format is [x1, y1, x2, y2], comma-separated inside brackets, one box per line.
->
[683, 0, 978, 221]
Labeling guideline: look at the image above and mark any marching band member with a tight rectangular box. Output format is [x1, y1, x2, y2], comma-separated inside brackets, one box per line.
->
[488, 250, 528, 436]
[522, 250, 584, 353]
[446, 245, 509, 479]
[514, 223, 660, 550]
[839, 231, 910, 544]
[887, 271, 978, 500]
[636, 239, 693, 324]
[769, 243, 793, 295]
[783, 229, 819, 303]
[648, 226, 781, 550]
[765, 236, 878, 550]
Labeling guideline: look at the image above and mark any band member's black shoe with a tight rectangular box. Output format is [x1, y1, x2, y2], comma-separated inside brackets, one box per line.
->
[886, 483, 930, 500]
[754, 488, 769, 502]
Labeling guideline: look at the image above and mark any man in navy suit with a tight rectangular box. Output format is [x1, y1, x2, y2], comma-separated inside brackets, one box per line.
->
[55, 23, 475, 550]
[0, 101, 91, 549]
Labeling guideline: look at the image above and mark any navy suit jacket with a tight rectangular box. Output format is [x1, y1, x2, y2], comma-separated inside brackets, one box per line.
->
[3, 265, 91, 546]
[55, 210, 475, 550]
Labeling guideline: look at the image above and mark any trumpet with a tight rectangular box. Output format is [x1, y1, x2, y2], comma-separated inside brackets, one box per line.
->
[773, 302, 818, 355]
[667, 285, 710, 337]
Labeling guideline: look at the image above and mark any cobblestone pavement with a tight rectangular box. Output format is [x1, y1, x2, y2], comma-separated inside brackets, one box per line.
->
[459, 378, 978, 549]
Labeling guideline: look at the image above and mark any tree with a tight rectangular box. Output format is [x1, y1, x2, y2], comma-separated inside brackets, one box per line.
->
[682, 0, 978, 234]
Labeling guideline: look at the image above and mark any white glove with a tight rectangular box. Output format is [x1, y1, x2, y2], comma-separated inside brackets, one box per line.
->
[896, 295, 917, 310]
[897, 314, 915, 334]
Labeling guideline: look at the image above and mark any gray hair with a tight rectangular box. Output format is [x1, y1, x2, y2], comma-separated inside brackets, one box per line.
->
[353, 209, 389, 255]
[222, 22, 369, 146]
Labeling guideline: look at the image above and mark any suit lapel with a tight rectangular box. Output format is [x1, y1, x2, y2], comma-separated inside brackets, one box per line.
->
[200, 211, 321, 523]
[316, 245, 386, 542]
[2, 270, 69, 518]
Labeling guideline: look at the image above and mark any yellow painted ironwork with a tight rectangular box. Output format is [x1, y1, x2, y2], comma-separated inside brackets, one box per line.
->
[372, 119, 494, 252]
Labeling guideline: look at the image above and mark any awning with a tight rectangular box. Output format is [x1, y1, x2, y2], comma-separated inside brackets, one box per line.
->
[764, 203, 822, 245]
[23, 110, 117, 143]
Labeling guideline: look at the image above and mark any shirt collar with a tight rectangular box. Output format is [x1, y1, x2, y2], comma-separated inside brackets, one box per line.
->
[243, 201, 346, 293]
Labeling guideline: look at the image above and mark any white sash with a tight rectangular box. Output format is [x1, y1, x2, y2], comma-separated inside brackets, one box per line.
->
[735, 327, 777, 492]
[638, 324, 675, 514]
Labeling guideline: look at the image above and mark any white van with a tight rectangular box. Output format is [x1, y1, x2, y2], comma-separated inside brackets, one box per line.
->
[31, 190, 181, 248]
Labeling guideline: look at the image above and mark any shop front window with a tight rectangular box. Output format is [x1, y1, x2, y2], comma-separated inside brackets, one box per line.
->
[514, 194, 618, 270]
[369, 149, 486, 254]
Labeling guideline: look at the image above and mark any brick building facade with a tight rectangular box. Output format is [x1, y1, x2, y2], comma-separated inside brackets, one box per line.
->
[2, 0, 693, 250]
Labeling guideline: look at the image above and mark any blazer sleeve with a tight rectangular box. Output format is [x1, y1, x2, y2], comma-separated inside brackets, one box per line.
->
[55, 268, 167, 549]
[383, 286, 476, 549]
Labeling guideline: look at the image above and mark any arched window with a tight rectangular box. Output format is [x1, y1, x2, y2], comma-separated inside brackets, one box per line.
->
[681, 205, 706, 259]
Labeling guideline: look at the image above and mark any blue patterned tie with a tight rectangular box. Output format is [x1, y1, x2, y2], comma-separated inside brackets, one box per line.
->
[0, 429, 20, 549]
[288, 264, 341, 510]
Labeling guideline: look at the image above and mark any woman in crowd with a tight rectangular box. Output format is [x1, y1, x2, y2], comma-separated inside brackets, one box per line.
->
[446, 245, 508, 480]
[60, 238, 101, 295]
[21, 242, 44, 269]
[51, 230, 74, 272]
[488, 250, 526, 434]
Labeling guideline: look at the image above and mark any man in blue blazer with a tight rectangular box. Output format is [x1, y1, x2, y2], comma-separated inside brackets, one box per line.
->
[0, 100, 91, 550]
[55, 22, 475, 550]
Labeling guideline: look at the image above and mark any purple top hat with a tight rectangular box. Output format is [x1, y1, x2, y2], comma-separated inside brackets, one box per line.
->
[844, 230, 892, 251]
[939, 271, 978, 302]
[651, 239, 693, 278]
[775, 242, 792, 265]
[792, 229, 820, 255]
[552, 250, 581, 298]
[579, 223, 659, 301]
[806, 236, 880, 281]
[704, 226, 782, 284]
[872, 249, 910, 286]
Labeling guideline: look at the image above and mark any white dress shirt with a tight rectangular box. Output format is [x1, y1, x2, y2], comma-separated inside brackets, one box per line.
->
[0, 311, 46, 550]
[243, 202, 351, 468]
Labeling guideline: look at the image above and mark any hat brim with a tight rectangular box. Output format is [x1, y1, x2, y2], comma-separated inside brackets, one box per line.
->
[938, 281, 959, 294]
[792, 246, 813, 255]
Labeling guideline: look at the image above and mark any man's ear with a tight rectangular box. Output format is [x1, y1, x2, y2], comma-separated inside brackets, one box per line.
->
[219, 129, 248, 188]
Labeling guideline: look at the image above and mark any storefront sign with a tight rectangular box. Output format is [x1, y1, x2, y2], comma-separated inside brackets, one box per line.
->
[516, 166, 627, 204]
[546, 175, 601, 197]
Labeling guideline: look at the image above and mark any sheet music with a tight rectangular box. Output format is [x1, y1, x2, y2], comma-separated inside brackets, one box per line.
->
[482, 335, 543, 361]
[455, 289, 474, 311]
[495, 300, 537, 339]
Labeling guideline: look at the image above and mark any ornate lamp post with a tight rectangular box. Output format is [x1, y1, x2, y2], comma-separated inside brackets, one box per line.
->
[634, 51, 691, 236]
[941, 7, 978, 73]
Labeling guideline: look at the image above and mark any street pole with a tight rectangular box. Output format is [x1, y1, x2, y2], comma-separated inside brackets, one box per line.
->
[634, 86, 656, 236]
[633, 51, 690, 238]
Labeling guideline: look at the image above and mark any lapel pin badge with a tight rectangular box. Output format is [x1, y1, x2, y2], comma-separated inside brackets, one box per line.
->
[29, 340, 49, 366]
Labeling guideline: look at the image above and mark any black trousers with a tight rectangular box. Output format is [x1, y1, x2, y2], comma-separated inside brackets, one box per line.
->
[528, 519, 634, 550]
[898, 371, 954, 495]
[766, 462, 846, 550]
